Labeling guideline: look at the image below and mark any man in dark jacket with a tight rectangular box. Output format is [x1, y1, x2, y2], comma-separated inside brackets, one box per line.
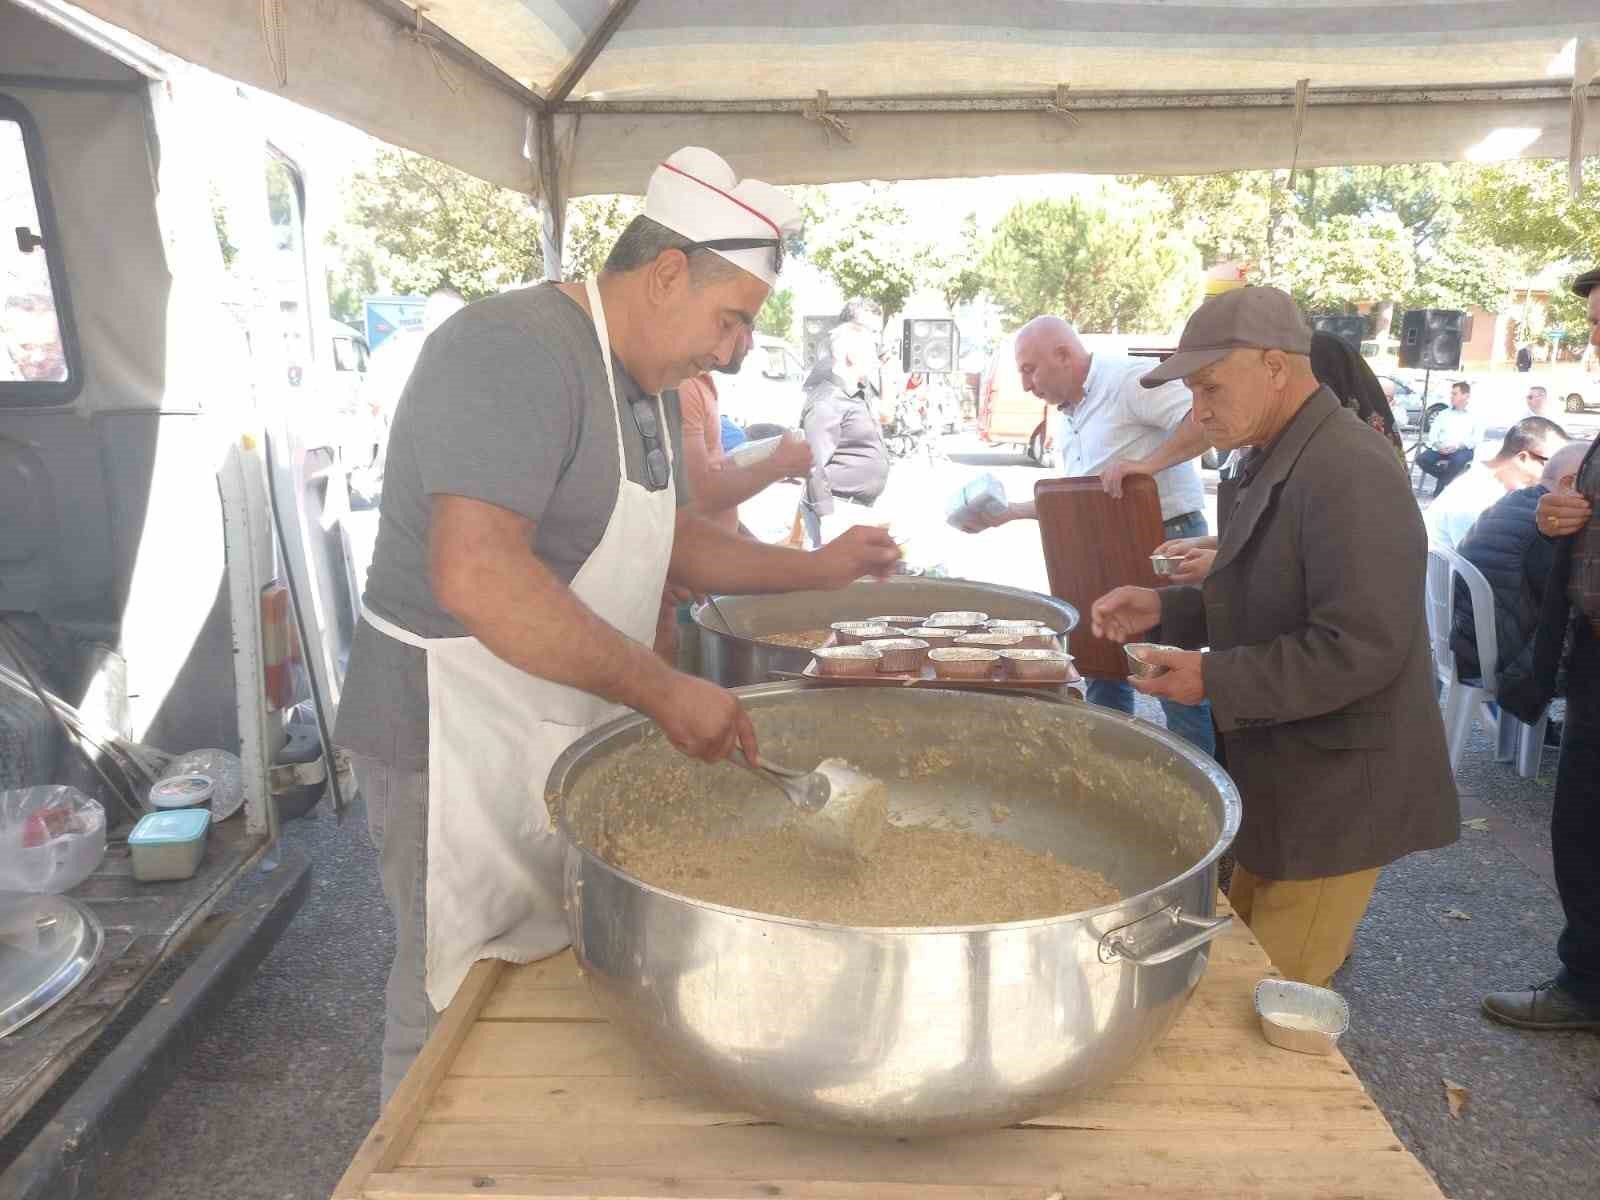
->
[799, 300, 891, 546]
[1090, 287, 1458, 988]
[1482, 264, 1600, 1032]
[1450, 442, 1591, 721]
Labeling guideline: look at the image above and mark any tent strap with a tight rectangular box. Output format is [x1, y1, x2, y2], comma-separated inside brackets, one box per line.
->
[1574, 39, 1598, 199]
[802, 90, 853, 144]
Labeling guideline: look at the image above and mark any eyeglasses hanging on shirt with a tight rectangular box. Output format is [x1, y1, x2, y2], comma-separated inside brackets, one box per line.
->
[626, 394, 673, 491]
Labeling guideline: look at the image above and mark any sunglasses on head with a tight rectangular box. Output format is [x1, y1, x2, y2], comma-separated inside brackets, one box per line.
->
[626, 395, 673, 491]
[691, 236, 784, 277]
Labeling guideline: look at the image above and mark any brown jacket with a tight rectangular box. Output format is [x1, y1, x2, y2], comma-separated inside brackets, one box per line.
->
[1160, 387, 1458, 880]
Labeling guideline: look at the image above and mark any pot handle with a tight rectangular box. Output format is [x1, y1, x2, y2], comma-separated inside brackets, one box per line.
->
[1097, 905, 1233, 967]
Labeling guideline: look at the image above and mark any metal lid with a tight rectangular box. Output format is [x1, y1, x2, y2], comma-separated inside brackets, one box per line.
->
[0, 893, 104, 1039]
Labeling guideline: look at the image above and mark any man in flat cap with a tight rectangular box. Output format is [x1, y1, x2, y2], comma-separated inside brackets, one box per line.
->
[336, 146, 899, 1100]
[1089, 286, 1458, 988]
[1482, 264, 1600, 1033]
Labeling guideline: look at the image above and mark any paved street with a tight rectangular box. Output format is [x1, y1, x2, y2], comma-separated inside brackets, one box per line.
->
[44, 431, 1600, 1197]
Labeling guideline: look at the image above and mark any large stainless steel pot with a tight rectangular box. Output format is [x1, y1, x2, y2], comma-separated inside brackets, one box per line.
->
[550, 683, 1240, 1136]
[691, 578, 1078, 686]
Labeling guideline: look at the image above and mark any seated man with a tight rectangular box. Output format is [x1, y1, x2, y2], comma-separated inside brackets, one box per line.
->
[1415, 381, 1479, 496]
[1451, 441, 1592, 725]
[1424, 417, 1569, 550]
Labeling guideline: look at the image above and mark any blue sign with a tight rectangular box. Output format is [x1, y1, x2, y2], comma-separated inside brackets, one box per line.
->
[363, 295, 427, 352]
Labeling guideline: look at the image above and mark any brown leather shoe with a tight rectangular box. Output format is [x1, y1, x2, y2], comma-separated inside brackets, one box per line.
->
[1482, 979, 1600, 1031]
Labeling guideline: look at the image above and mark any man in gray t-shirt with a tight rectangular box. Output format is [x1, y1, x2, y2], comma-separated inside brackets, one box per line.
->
[335, 146, 900, 1103]
[337, 284, 693, 770]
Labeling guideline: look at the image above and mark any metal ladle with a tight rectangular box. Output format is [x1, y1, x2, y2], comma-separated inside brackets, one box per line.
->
[731, 748, 831, 812]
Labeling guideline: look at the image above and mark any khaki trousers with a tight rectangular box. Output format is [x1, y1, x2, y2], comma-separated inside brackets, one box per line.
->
[1229, 865, 1382, 988]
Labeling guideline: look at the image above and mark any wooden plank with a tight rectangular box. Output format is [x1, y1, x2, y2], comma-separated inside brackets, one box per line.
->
[366, 1171, 1441, 1200]
[395, 1123, 1425, 1184]
[333, 960, 505, 1200]
[1033, 474, 1166, 679]
[424, 1076, 1380, 1132]
[363, 1177, 1077, 1200]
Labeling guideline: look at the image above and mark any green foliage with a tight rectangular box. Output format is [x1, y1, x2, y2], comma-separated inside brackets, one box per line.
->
[1252, 212, 1415, 311]
[564, 194, 642, 281]
[756, 287, 796, 340]
[1458, 157, 1600, 264]
[809, 193, 923, 324]
[981, 190, 1201, 333]
[326, 148, 544, 304]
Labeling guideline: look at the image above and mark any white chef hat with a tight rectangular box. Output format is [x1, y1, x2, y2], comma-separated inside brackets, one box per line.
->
[643, 147, 803, 287]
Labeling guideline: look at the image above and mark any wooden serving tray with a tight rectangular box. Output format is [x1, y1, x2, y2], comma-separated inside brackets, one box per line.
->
[1034, 474, 1166, 680]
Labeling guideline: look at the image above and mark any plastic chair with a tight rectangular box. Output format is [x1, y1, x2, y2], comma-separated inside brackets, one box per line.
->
[1424, 544, 1547, 777]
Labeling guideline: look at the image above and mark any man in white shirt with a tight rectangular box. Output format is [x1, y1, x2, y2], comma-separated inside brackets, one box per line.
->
[1525, 385, 1554, 419]
[961, 315, 1214, 754]
[1425, 416, 1570, 549]
[1416, 381, 1479, 496]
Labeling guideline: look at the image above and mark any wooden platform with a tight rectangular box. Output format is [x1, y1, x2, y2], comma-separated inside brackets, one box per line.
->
[334, 904, 1447, 1200]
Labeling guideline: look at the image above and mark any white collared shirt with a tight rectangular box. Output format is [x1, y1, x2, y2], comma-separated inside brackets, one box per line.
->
[1426, 407, 1479, 453]
[1057, 353, 1205, 522]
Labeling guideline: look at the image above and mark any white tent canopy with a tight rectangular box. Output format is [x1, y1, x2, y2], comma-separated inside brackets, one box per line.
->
[21, 0, 1600, 265]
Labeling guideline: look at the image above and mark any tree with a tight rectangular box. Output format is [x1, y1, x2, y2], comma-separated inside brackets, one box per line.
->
[1458, 157, 1600, 264]
[927, 214, 991, 311]
[327, 148, 544, 306]
[981, 190, 1201, 333]
[563, 194, 642, 281]
[1253, 212, 1415, 312]
[756, 287, 795, 341]
[1404, 225, 1523, 313]
[809, 193, 924, 325]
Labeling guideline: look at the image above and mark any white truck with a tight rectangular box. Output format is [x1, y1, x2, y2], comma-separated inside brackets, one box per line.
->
[0, 5, 364, 1190]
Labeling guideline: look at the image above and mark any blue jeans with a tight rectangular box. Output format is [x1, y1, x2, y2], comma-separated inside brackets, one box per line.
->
[1162, 509, 1208, 542]
[1086, 679, 1217, 756]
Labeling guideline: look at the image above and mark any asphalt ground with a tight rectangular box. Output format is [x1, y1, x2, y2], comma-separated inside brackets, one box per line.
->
[20, 430, 1592, 1199]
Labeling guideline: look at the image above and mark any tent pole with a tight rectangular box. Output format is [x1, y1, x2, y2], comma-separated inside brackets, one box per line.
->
[536, 111, 566, 282]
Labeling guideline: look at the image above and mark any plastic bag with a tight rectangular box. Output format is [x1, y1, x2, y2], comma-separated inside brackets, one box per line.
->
[945, 472, 1009, 531]
[0, 786, 107, 894]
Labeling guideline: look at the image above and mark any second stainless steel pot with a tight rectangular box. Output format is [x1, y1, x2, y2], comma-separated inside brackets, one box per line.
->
[691, 577, 1079, 687]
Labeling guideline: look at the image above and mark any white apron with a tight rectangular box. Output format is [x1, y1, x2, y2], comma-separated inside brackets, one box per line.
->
[364, 275, 676, 1010]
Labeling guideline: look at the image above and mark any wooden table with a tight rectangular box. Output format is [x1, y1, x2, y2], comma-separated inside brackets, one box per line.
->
[334, 903, 1446, 1200]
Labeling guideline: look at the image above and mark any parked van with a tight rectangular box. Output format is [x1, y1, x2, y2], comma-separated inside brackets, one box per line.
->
[977, 335, 1053, 466]
[0, 4, 357, 1183]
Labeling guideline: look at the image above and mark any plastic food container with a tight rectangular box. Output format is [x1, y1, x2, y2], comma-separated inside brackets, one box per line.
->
[0, 786, 107, 894]
[863, 637, 931, 673]
[811, 646, 883, 677]
[1000, 649, 1074, 682]
[928, 647, 1000, 680]
[128, 809, 212, 883]
[945, 473, 1008, 531]
[728, 434, 784, 468]
[160, 749, 245, 821]
[1124, 643, 1179, 678]
[149, 773, 215, 811]
[830, 621, 893, 646]
[1254, 979, 1349, 1055]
